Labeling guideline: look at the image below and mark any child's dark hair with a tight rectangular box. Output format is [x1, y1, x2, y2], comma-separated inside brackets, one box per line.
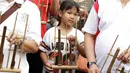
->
[60, 0, 80, 12]
[57, 0, 80, 26]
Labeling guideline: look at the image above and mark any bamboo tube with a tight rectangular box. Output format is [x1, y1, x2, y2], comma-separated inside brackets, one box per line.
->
[58, 29, 62, 65]
[10, 45, 18, 69]
[69, 43, 72, 65]
[0, 26, 7, 68]
[18, 15, 29, 68]
[65, 20, 68, 60]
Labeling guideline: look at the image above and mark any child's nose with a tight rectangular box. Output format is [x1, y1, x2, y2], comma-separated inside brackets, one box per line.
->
[70, 14, 75, 19]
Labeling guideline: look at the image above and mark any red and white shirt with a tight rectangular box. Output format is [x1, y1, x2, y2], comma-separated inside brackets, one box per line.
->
[82, 0, 130, 72]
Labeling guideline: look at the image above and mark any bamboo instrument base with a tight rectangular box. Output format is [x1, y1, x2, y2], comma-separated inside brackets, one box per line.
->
[0, 68, 21, 72]
[51, 65, 78, 69]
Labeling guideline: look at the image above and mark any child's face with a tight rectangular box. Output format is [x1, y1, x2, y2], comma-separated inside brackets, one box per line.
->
[60, 7, 78, 26]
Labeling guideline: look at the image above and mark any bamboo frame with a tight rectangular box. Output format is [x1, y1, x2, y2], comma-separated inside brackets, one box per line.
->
[107, 48, 120, 73]
[0, 68, 21, 72]
[100, 35, 119, 73]
[0, 12, 24, 73]
[100, 35, 130, 73]
[51, 65, 78, 69]
[0, 35, 24, 39]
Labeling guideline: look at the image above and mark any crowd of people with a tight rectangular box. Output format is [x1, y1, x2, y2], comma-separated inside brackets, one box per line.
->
[0, 0, 130, 73]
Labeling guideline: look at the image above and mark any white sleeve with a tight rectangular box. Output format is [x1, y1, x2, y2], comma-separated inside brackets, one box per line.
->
[25, 1, 42, 45]
[77, 30, 84, 44]
[82, 6, 99, 35]
[39, 30, 50, 52]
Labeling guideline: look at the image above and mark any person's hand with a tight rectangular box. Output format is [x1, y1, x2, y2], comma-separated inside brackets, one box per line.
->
[7, 32, 23, 45]
[45, 62, 54, 71]
[117, 49, 130, 63]
[89, 64, 100, 73]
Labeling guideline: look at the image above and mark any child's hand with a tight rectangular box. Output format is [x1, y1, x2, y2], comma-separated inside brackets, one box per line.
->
[45, 62, 54, 71]
[67, 35, 77, 47]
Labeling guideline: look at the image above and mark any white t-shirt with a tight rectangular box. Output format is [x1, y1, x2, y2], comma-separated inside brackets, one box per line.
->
[82, 0, 130, 73]
[0, 1, 41, 73]
[40, 27, 84, 73]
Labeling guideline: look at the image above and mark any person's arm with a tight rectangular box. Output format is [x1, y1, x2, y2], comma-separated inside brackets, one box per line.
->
[84, 32, 96, 62]
[21, 40, 39, 53]
[82, 3, 100, 72]
[49, 0, 59, 16]
[84, 32, 100, 73]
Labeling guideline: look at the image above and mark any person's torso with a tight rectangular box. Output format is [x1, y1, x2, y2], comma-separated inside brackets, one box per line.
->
[95, 0, 130, 72]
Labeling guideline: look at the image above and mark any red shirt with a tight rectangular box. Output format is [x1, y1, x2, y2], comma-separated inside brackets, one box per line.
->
[30, 0, 52, 38]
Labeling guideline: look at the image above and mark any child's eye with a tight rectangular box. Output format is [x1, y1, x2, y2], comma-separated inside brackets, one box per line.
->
[74, 13, 78, 16]
[67, 12, 71, 14]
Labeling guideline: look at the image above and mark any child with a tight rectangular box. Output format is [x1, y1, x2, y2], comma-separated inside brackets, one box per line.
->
[39, 0, 85, 73]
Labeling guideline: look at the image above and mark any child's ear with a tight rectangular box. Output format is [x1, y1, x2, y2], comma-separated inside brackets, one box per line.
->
[59, 11, 62, 17]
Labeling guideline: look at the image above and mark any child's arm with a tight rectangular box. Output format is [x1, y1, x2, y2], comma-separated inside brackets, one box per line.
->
[40, 52, 48, 65]
[40, 52, 53, 71]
